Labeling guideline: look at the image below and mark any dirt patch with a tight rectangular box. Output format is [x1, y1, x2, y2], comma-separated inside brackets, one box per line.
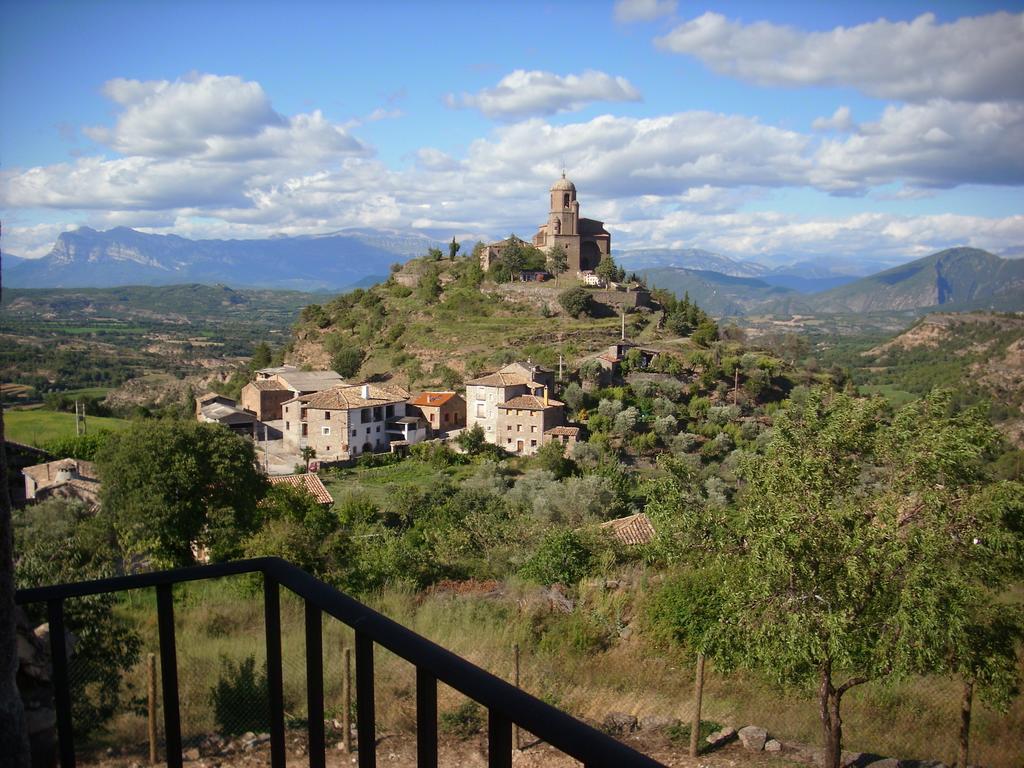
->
[76, 730, 813, 768]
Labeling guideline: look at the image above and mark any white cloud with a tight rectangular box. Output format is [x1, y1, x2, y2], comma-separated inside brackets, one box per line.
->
[4, 72, 1023, 266]
[656, 11, 1024, 103]
[812, 100, 1024, 192]
[812, 106, 853, 133]
[614, 0, 676, 24]
[446, 70, 641, 119]
[83, 74, 367, 161]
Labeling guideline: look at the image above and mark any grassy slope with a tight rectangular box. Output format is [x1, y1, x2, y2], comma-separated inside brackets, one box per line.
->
[290, 260, 643, 388]
[4, 408, 131, 445]
[98, 577, 1023, 768]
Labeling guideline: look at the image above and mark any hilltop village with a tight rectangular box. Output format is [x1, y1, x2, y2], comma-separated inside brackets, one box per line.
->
[191, 174, 660, 470]
[10, 176, 1024, 768]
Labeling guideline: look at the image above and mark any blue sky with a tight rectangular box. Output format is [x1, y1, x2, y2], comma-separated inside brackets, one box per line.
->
[2, 0, 1023, 268]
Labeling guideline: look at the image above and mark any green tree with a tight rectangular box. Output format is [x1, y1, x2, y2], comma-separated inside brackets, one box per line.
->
[98, 421, 268, 566]
[595, 254, 618, 285]
[559, 286, 594, 318]
[251, 341, 272, 370]
[548, 244, 568, 280]
[711, 390, 1020, 768]
[331, 346, 365, 378]
[448, 237, 461, 260]
[456, 423, 487, 456]
[532, 440, 577, 480]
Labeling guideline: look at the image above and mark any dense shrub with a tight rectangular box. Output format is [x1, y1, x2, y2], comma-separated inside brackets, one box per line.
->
[210, 655, 272, 736]
[559, 286, 594, 318]
[519, 530, 596, 586]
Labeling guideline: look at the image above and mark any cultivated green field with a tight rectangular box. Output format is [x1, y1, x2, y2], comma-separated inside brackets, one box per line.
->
[4, 408, 130, 446]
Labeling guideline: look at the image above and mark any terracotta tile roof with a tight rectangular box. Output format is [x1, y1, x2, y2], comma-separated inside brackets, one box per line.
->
[498, 395, 564, 410]
[409, 391, 459, 407]
[249, 379, 288, 391]
[465, 371, 535, 387]
[23, 459, 98, 486]
[268, 473, 334, 505]
[37, 477, 102, 508]
[276, 370, 346, 393]
[599, 513, 656, 546]
[544, 426, 580, 437]
[298, 383, 411, 410]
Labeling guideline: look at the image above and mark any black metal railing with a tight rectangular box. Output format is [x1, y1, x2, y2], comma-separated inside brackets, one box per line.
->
[16, 557, 664, 768]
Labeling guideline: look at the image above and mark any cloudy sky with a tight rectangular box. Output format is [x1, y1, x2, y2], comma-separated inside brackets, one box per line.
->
[2, 0, 1023, 269]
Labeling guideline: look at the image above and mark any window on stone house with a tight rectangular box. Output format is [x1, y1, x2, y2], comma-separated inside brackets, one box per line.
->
[322, 426, 330, 436]
[476, 402, 486, 417]
[352, 429, 357, 437]
[324, 412, 331, 420]
[430, 413, 435, 423]
[286, 421, 290, 431]
[531, 439, 537, 447]
[517, 424, 522, 432]
[361, 408, 370, 423]
[531, 425, 537, 433]
[386, 404, 394, 418]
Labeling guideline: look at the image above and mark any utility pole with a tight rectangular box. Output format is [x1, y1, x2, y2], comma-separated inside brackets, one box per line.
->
[620, 304, 626, 341]
[558, 353, 563, 382]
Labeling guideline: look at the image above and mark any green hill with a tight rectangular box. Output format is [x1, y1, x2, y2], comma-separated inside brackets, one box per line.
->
[285, 257, 648, 387]
[639, 267, 797, 315]
[776, 248, 1024, 314]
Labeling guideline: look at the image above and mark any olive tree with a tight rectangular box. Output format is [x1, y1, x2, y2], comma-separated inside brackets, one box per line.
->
[715, 390, 1021, 768]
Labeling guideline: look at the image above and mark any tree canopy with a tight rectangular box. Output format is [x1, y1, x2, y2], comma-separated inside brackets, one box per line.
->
[97, 420, 268, 566]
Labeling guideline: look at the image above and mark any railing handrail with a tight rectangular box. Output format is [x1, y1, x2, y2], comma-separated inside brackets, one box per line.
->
[16, 557, 665, 767]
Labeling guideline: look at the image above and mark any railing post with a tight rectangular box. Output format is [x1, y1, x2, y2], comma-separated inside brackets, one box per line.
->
[305, 601, 326, 768]
[156, 584, 183, 768]
[263, 576, 286, 768]
[415, 668, 437, 768]
[47, 599, 75, 768]
[487, 708, 512, 768]
[355, 631, 376, 768]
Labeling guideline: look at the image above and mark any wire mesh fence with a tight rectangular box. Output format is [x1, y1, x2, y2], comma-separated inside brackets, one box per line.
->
[54, 576, 1023, 767]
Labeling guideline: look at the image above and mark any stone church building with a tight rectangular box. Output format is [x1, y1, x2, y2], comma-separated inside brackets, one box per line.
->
[480, 174, 611, 274]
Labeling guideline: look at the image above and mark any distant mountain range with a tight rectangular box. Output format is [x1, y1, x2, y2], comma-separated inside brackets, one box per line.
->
[618, 247, 859, 294]
[2, 226, 441, 291]
[642, 247, 1024, 316]
[4, 228, 1021, 316]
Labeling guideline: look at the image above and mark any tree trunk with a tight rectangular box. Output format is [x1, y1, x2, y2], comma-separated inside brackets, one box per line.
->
[958, 678, 974, 768]
[819, 664, 843, 768]
[690, 653, 705, 757]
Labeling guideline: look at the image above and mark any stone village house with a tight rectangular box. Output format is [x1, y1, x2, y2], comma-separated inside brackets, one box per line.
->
[406, 391, 467, 436]
[465, 361, 555, 444]
[496, 392, 566, 456]
[241, 366, 346, 421]
[282, 382, 426, 461]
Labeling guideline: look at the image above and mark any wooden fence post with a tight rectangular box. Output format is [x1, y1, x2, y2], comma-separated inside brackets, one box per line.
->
[690, 653, 705, 758]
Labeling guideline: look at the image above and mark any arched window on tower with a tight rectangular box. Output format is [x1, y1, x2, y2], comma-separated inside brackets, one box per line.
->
[563, 193, 570, 208]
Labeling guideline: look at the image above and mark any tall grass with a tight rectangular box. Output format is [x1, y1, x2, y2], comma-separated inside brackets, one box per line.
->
[95, 573, 1022, 767]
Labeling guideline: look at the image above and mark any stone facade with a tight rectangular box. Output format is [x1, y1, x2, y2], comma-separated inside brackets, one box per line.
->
[532, 174, 610, 273]
[282, 382, 412, 460]
[478, 175, 611, 275]
[496, 394, 565, 456]
[465, 362, 554, 444]
[407, 391, 467, 435]
[240, 379, 293, 421]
